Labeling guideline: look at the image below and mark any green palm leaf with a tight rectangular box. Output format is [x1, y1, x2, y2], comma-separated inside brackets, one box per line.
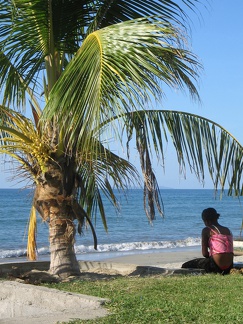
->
[76, 140, 142, 227]
[87, 0, 201, 33]
[44, 16, 201, 149]
[0, 0, 200, 108]
[118, 110, 243, 197]
[0, 105, 50, 178]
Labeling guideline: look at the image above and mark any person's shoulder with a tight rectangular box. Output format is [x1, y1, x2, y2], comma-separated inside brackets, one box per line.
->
[219, 225, 232, 235]
[202, 226, 210, 235]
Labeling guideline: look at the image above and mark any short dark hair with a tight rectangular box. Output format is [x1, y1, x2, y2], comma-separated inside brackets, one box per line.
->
[202, 208, 220, 221]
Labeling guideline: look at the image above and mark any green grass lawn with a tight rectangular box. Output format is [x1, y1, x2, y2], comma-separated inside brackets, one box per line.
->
[43, 273, 243, 324]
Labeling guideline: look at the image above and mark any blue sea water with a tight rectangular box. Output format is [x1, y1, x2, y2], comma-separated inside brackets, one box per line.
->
[0, 188, 243, 262]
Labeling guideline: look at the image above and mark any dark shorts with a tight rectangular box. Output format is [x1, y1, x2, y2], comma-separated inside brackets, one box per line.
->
[181, 257, 233, 274]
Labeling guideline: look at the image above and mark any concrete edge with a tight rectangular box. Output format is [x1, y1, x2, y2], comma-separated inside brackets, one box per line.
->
[0, 280, 108, 307]
[0, 281, 109, 323]
[0, 260, 206, 278]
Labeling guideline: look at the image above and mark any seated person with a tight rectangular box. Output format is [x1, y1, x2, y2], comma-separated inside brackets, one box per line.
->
[181, 207, 233, 274]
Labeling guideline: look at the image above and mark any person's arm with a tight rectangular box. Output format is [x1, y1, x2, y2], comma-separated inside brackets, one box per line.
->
[201, 227, 210, 258]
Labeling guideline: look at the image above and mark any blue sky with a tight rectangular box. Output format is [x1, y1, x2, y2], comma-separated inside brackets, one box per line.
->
[0, 0, 243, 189]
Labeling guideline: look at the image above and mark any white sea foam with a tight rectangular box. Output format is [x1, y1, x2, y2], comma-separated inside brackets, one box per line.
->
[0, 237, 201, 259]
[1, 237, 242, 261]
[74, 237, 201, 254]
[0, 249, 27, 259]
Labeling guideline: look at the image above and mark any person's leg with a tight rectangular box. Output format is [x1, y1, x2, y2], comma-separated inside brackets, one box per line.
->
[209, 258, 233, 275]
[182, 257, 233, 274]
[181, 258, 210, 270]
[221, 264, 233, 275]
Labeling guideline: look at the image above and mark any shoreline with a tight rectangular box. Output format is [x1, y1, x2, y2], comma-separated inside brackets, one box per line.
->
[2, 240, 243, 265]
[0, 245, 201, 265]
[1, 245, 243, 269]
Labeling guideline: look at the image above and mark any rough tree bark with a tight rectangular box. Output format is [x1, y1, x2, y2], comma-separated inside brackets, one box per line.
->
[33, 163, 81, 278]
[48, 200, 80, 277]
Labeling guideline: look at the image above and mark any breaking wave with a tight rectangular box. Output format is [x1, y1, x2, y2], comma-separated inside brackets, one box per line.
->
[0, 237, 201, 259]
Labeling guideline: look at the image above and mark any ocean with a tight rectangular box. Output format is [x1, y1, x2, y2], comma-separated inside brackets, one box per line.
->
[0, 188, 243, 262]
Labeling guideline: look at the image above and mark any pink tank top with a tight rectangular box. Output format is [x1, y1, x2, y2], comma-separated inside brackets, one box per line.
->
[208, 225, 233, 256]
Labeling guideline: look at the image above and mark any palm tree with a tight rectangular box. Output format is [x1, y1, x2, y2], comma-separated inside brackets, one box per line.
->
[1, 1, 243, 279]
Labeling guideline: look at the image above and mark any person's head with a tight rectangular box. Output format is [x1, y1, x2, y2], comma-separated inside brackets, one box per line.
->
[202, 208, 220, 225]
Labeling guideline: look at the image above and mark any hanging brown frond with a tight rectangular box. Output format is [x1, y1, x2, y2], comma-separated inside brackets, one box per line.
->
[27, 205, 37, 260]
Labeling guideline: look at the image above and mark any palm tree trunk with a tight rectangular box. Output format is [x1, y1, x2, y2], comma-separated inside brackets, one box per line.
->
[34, 184, 81, 278]
[49, 210, 80, 278]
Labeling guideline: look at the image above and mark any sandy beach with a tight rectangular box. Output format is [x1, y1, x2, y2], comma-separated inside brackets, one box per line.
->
[104, 248, 243, 268]
[103, 249, 203, 269]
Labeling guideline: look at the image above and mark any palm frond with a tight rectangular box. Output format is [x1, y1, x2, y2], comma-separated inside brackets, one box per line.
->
[76, 140, 141, 227]
[44, 16, 201, 150]
[0, 52, 29, 108]
[0, 50, 44, 111]
[0, 105, 50, 176]
[27, 205, 37, 260]
[119, 110, 243, 196]
[87, 0, 201, 33]
[0, 0, 83, 104]
[0, 0, 201, 108]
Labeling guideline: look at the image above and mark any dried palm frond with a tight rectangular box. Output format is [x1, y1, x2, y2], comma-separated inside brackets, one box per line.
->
[27, 205, 37, 260]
